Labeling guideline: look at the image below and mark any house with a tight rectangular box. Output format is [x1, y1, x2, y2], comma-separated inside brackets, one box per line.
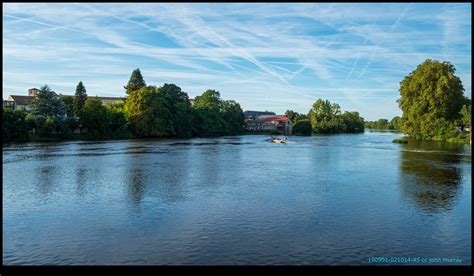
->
[245, 114, 292, 135]
[6, 95, 36, 110]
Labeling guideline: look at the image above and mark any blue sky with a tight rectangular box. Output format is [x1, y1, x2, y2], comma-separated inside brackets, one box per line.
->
[3, 3, 471, 120]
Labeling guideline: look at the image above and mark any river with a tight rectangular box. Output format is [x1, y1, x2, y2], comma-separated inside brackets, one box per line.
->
[2, 132, 471, 265]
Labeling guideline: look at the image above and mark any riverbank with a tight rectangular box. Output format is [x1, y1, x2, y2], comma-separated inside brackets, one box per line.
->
[4, 130, 471, 145]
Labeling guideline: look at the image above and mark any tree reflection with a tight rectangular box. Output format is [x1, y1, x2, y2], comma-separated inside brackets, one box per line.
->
[399, 139, 467, 213]
[128, 169, 146, 206]
[125, 141, 150, 207]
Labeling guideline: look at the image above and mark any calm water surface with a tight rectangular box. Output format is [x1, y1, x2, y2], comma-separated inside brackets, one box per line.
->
[3, 132, 471, 265]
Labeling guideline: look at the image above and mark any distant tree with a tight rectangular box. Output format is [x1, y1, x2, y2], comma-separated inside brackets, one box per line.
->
[2, 108, 30, 142]
[78, 97, 109, 138]
[398, 60, 466, 140]
[30, 85, 66, 117]
[106, 104, 131, 138]
[285, 110, 300, 122]
[221, 100, 245, 135]
[157, 84, 194, 138]
[124, 69, 146, 95]
[294, 113, 308, 122]
[308, 98, 343, 133]
[73, 81, 88, 116]
[124, 86, 173, 137]
[389, 116, 401, 130]
[60, 95, 74, 117]
[341, 111, 365, 133]
[292, 119, 312, 135]
[193, 90, 226, 136]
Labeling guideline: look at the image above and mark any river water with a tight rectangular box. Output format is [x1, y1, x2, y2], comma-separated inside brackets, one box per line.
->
[2, 132, 471, 265]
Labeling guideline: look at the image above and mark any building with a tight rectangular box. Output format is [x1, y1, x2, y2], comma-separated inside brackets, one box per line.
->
[245, 114, 292, 135]
[5, 95, 36, 110]
[5, 88, 126, 110]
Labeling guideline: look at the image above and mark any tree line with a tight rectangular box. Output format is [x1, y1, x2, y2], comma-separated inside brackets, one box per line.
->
[285, 99, 365, 136]
[365, 117, 401, 131]
[2, 69, 245, 142]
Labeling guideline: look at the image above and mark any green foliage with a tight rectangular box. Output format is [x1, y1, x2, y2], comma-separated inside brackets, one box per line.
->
[78, 97, 109, 138]
[285, 110, 299, 122]
[2, 107, 30, 142]
[30, 85, 66, 117]
[106, 104, 132, 138]
[192, 89, 244, 136]
[60, 95, 74, 117]
[284, 110, 308, 123]
[221, 100, 245, 135]
[124, 68, 146, 95]
[73, 81, 88, 116]
[341, 111, 365, 133]
[389, 116, 401, 130]
[158, 83, 193, 138]
[294, 114, 308, 122]
[292, 119, 312, 135]
[459, 104, 471, 126]
[124, 86, 173, 137]
[398, 60, 466, 140]
[366, 116, 401, 130]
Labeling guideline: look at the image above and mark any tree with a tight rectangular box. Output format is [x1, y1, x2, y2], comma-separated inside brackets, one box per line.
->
[292, 119, 312, 135]
[60, 95, 74, 117]
[341, 111, 365, 133]
[124, 68, 146, 95]
[398, 60, 466, 140]
[73, 81, 88, 116]
[124, 86, 173, 137]
[221, 100, 245, 135]
[459, 104, 471, 126]
[389, 116, 401, 130]
[308, 98, 343, 133]
[285, 110, 300, 122]
[158, 83, 193, 138]
[78, 97, 109, 138]
[30, 85, 66, 117]
[2, 108, 30, 142]
[106, 104, 131, 138]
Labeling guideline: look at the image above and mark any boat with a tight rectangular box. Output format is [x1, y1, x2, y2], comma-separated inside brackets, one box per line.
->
[268, 137, 287, 143]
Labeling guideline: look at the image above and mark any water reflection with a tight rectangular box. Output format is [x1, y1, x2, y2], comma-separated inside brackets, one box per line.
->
[124, 141, 151, 207]
[399, 139, 467, 213]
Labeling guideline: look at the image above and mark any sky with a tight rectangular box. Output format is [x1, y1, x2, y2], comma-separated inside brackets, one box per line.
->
[2, 3, 471, 120]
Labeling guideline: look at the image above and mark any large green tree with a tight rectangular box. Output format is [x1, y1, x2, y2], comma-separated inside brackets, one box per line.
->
[158, 84, 194, 138]
[124, 68, 146, 95]
[193, 90, 226, 136]
[221, 100, 245, 135]
[124, 86, 173, 137]
[30, 85, 66, 117]
[73, 81, 88, 116]
[398, 60, 466, 139]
